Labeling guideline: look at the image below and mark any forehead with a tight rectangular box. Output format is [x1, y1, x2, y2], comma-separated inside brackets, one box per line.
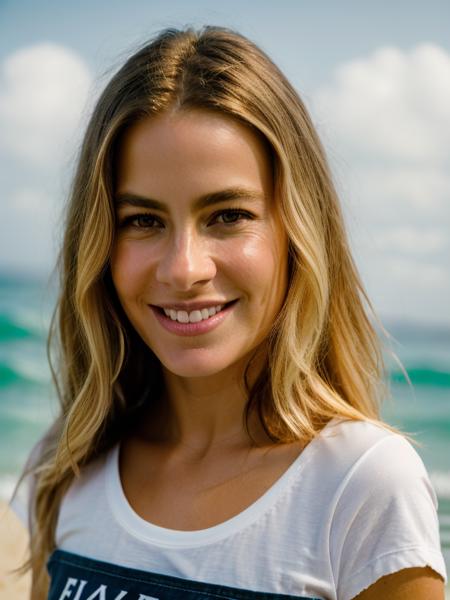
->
[114, 109, 273, 201]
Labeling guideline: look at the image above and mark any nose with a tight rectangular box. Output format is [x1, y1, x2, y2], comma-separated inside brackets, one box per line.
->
[155, 229, 217, 291]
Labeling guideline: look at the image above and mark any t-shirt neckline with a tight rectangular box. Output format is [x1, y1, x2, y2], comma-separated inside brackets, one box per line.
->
[105, 420, 335, 548]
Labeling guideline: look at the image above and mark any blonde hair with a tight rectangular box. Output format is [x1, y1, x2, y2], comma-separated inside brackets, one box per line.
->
[22, 25, 389, 597]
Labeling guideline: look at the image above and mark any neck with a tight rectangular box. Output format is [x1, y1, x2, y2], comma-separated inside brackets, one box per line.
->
[139, 350, 272, 455]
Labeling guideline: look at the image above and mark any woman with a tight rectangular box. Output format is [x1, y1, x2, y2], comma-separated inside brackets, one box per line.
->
[13, 25, 446, 599]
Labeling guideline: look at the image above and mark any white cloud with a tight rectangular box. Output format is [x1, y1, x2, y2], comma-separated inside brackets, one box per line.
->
[0, 187, 59, 274]
[0, 43, 91, 275]
[388, 257, 448, 287]
[310, 43, 450, 324]
[375, 226, 447, 255]
[359, 166, 450, 215]
[0, 43, 92, 167]
[12, 187, 52, 216]
[314, 44, 450, 165]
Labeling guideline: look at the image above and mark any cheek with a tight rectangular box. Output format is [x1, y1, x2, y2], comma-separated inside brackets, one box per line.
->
[110, 240, 154, 298]
[226, 233, 287, 304]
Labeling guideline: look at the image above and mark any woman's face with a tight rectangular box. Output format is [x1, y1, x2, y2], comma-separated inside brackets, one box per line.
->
[111, 109, 288, 379]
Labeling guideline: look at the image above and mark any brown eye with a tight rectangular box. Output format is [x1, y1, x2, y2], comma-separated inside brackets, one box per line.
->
[211, 209, 254, 225]
[119, 213, 164, 229]
[134, 215, 160, 228]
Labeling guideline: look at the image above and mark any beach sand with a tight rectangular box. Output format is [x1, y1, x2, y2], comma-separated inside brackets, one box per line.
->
[0, 501, 31, 600]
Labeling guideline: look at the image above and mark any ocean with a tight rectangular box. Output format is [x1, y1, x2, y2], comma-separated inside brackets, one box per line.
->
[1, 273, 449, 572]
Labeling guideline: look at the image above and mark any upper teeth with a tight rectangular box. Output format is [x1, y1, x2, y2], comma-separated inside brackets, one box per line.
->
[163, 305, 224, 323]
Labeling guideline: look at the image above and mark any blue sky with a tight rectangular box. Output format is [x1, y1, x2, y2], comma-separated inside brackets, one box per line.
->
[1, 1, 449, 325]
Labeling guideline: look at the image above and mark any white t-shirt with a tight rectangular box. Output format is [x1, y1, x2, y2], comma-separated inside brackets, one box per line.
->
[11, 419, 447, 600]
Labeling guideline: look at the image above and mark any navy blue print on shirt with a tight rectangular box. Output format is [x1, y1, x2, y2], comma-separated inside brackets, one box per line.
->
[47, 550, 322, 600]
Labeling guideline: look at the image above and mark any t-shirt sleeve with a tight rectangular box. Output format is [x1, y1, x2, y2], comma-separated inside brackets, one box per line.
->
[329, 433, 447, 600]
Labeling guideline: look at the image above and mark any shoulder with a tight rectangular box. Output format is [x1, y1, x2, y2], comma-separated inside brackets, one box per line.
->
[322, 420, 447, 600]
[322, 418, 438, 541]
[320, 417, 408, 455]
[63, 448, 112, 501]
[320, 418, 428, 486]
[320, 418, 438, 519]
[307, 418, 425, 497]
[56, 445, 115, 526]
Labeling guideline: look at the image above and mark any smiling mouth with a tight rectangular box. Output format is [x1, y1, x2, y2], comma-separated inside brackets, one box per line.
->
[153, 300, 237, 324]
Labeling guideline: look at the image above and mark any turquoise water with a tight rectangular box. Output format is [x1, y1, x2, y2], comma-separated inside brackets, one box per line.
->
[0, 275, 56, 479]
[1, 273, 449, 568]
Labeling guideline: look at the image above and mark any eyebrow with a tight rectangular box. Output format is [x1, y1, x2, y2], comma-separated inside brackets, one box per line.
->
[114, 187, 265, 211]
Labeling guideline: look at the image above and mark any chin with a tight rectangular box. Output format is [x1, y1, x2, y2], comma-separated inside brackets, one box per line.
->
[158, 349, 247, 380]
[163, 360, 230, 379]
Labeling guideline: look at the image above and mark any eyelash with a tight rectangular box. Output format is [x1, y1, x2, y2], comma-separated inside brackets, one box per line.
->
[118, 208, 254, 230]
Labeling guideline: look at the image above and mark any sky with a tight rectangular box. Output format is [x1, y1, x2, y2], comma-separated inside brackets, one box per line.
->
[0, 0, 449, 326]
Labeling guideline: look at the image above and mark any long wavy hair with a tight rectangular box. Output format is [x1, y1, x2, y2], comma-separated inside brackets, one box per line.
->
[21, 25, 389, 597]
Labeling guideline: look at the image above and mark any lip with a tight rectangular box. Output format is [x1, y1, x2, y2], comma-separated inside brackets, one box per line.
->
[154, 300, 230, 311]
[150, 300, 237, 336]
